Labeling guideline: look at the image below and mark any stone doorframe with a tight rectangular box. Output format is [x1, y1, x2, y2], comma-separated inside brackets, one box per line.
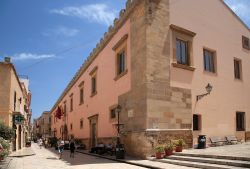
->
[18, 125, 22, 149]
[88, 114, 99, 148]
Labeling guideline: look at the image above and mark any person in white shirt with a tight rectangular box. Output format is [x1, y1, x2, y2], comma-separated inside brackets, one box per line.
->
[57, 138, 64, 159]
[38, 138, 43, 149]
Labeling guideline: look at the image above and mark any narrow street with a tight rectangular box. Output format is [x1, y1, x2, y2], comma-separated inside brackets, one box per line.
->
[6, 144, 147, 169]
[3, 143, 194, 169]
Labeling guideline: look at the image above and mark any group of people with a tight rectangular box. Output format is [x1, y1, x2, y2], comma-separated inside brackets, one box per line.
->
[38, 138, 48, 149]
[37, 138, 76, 159]
[57, 138, 76, 159]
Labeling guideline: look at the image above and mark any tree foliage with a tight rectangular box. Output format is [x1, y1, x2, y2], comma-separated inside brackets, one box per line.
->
[0, 121, 15, 140]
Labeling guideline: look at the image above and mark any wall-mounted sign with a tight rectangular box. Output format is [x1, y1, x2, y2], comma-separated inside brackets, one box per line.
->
[14, 115, 24, 125]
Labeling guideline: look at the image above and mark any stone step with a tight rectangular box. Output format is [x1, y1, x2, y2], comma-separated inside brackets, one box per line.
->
[174, 152, 250, 161]
[167, 155, 250, 168]
[149, 158, 249, 169]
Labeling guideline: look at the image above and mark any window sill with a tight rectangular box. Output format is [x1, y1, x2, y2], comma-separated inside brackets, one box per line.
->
[114, 69, 128, 81]
[172, 63, 195, 71]
[90, 91, 97, 97]
[193, 130, 201, 132]
[203, 70, 217, 76]
[234, 78, 243, 82]
[79, 102, 84, 106]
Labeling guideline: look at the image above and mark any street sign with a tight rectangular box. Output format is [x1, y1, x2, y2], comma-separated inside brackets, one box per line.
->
[14, 115, 24, 125]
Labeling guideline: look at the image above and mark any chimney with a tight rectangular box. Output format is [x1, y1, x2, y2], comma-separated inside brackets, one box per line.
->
[4, 57, 11, 63]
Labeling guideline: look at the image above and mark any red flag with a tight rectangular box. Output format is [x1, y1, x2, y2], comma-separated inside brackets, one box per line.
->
[55, 106, 62, 119]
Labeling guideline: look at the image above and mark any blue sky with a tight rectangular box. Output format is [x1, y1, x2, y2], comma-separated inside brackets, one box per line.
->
[0, 0, 249, 120]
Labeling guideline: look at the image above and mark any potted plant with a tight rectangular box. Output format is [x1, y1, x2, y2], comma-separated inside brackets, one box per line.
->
[0, 138, 10, 161]
[174, 139, 185, 152]
[154, 145, 164, 159]
[0, 149, 8, 161]
[164, 142, 174, 156]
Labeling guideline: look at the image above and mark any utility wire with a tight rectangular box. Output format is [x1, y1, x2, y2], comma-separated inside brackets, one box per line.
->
[19, 41, 94, 70]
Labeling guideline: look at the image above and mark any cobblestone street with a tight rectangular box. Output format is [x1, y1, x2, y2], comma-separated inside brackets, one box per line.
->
[2, 144, 192, 169]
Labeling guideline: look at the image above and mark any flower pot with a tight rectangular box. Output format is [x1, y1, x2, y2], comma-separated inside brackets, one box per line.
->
[165, 149, 173, 156]
[155, 152, 163, 159]
[0, 156, 4, 161]
[175, 146, 183, 152]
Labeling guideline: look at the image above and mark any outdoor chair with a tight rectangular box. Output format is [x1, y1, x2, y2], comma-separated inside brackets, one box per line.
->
[226, 135, 240, 144]
[210, 137, 227, 146]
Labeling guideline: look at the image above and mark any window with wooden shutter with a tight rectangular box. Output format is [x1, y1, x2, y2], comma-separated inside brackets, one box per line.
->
[203, 49, 216, 73]
[242, 36, 250, 50]
[236, 112, 245, 131]
[193, 114, 201, 131]
[234, 59, 242, 80]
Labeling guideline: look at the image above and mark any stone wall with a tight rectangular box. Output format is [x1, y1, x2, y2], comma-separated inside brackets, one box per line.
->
[122, 129, 192, 158]
[145, 0, 192, 130]
[245, 131, 250, 141]
[236, 131, 246, 141]
[119, 0, 148, 132]
[118, 0, 193, 158]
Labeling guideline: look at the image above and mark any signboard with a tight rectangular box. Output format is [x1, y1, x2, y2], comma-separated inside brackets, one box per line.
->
[14, 115, 24, 125]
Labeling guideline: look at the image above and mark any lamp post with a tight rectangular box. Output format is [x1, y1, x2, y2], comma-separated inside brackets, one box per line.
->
[196, 83, 213, 101]
[115, 104, 125, 159]
[115, 104, 122, 145]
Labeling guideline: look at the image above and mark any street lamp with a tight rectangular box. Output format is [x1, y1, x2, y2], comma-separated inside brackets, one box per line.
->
[196, 83, 213, 101]
[115, 105, 122, 144]
[115, 104, 125, 159]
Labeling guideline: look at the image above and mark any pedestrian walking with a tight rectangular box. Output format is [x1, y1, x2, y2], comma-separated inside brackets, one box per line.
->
[69, 139, 76, 158]
[38, 138, 43, 149]
[58, 138, 64, 159]
[45, 139, 48, 148]
[0, 142, 3, 152]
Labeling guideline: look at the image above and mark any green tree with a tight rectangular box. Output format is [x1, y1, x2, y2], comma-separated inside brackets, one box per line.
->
[0, 121, 15, 140]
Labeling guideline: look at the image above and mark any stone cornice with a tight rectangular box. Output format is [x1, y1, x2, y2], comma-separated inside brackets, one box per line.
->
[170, 24, 196, 37]
[50, 0, 141, 113]
[112, 34, 129, 51]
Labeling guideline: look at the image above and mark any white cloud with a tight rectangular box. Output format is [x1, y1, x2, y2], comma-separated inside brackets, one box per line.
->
[43, 26, 79, 37]
[231, 4, 249, 18]
[12, 53, 56, 61]
[50, 4, 117, 26]
[225, 0, 250, 25]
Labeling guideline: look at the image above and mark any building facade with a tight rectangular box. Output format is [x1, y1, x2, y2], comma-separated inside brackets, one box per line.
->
[51, 0, 250, 157]
[0, 57, 32, 151]
[33, 111, 51, 139]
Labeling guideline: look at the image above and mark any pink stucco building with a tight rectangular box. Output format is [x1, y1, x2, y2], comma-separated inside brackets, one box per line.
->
[50, 0, 250, 157]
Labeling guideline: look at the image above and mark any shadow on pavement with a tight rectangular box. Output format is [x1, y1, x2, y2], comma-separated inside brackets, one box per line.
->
[45, 147, 121, 166]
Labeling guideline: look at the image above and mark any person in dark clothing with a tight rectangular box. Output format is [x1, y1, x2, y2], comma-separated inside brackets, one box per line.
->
[69, 139, 75, 158]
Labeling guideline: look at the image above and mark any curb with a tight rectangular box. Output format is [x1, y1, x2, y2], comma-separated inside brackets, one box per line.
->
[76, 150, 164, 169]
[8, 153, 36, 158]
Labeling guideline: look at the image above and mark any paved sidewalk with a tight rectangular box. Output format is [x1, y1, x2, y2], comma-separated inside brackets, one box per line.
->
[180, 142, 250, 158]
[8, 147, 35, 157]
[6, 144, 147, 169]
[3, 143, 194, 169]
[0, 157, 13, 169]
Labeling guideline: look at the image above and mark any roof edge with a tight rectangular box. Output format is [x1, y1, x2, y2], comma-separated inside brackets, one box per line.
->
[49, 0, 140, 113]
[220, 0, 250, 32]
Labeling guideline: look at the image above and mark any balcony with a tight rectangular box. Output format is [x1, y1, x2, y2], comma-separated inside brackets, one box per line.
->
[13, 103, 24, 115]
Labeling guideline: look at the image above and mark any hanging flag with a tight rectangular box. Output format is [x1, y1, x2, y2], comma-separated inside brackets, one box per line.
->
[55, 106, 62, 119]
